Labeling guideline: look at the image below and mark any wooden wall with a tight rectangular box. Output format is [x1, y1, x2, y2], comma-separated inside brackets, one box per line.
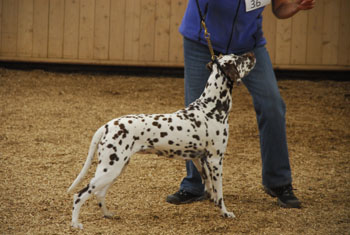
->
[0, 0, 349, 70]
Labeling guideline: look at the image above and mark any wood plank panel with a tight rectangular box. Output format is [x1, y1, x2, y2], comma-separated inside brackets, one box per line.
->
[0, 0, 349, 69]
[291, 10, 307, 64]
[124, 0, 140, 61]
[63, 0, 80, 59]
[275, 18, 292, 64]
[78, 0, 94, 59]
[338, 0, 350, 65]
[17, 0, 33, 57]
[262, 4, 276, 64]
[0, 0, 2, 53]
[33, 0, 49, 58]
[109, 0, 125, 60]
[154, 0, 170, 62]
[322, 0, 340, 65]
[1, 0, 18, 56]
[94, 0, 110, 60]
[169, 0, 186, 62]
[48, 0, 64, 58]
[139, 0, 156, 61]
[306, 0, 323, 65]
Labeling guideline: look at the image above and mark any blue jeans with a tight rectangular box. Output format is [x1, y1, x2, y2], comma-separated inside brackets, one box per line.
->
[180, 37, 292, 195]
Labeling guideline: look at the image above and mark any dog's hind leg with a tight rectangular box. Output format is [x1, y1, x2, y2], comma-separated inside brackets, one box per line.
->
[192, 159, 205, 183]
[192, 159, 210, 200]
[96, 183, 114, 218]
[71, 167, 123, 229]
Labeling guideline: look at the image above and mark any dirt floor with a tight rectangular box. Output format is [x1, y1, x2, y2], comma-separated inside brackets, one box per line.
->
[0, 67, 349, 234]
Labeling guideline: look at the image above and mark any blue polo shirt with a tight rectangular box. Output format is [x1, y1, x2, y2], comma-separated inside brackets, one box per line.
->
[179, 0, 266, 54]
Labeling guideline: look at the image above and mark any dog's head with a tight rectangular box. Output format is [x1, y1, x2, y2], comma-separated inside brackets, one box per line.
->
[206, 52, 256, 84]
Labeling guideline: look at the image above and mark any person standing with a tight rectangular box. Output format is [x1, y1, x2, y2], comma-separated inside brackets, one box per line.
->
[166, 0, 315, 208]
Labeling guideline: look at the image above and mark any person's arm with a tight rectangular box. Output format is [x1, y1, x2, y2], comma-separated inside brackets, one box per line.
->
[272, 0, 316, 19]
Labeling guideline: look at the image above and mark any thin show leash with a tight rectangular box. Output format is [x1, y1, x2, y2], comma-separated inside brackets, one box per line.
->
[194, 0, 235, 88]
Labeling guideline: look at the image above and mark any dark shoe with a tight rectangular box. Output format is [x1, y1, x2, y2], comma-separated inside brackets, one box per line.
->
[166, 190, 206, 205]
[264, 184, 302, 208]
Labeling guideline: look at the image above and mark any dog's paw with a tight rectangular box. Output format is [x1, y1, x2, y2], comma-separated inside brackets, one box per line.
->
[71, 221, 83, 229]
[222, 211, 235, 218]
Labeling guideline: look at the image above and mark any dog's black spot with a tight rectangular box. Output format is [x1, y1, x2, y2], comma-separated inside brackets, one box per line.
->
[160, 132, 168, 137]
[75, 199, 80, 204]
[220, 89, 228, 99]
[99, 203, 102, 208]
[193, 135, 200, 141]
[177, 126, 182, 131]
[78, 184, 90, 197]
[189, 154, 197, 158]
[103, 168, 108, 172]
[168, 140, 174, 145]
[107, 144, 114, 148]
[105, 124, 109, 135]
[218, 198, 223, 209]
[110, 153, 119, 161]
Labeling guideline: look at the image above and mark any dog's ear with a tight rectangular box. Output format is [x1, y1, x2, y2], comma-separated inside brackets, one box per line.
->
[222, 61, 239, 82]
[206, 61, 213, 71]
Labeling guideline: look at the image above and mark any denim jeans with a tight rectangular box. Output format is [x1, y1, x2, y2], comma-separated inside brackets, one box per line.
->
[180, 37, 292, 195]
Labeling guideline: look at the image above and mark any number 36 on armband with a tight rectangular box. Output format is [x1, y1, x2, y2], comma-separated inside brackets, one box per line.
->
[245, 0, 271, 12]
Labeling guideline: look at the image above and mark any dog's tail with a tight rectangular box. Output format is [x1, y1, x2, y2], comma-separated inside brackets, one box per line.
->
[67, 125, 105, 193]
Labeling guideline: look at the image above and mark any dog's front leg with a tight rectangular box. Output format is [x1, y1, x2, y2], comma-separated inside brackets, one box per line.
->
[207, 157, 235, 218]
[201, 157, 215, 201]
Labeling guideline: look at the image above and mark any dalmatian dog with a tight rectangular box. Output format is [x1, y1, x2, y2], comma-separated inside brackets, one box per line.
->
[68, 52, 256, 229]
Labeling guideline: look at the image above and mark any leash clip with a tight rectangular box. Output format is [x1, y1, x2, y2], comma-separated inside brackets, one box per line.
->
[201, 20, 215, 59]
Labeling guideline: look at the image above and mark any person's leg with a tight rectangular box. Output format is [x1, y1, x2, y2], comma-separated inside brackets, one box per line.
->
[166, 38, 211, 204]
[180, 38, 213, 196]
[243, 47, 300, 208]
[242, 46, 292, 188]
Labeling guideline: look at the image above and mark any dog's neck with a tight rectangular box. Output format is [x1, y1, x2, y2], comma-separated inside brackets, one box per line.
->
[196, 66, 233, 123]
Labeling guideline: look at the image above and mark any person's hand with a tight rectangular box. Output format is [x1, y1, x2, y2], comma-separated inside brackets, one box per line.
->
[295, 0, 316, 11]
[272, 0, 316, 19]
